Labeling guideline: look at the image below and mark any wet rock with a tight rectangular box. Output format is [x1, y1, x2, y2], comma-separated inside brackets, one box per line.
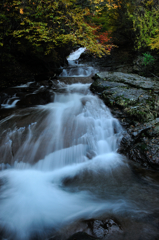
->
[91, 72, 159, 122]
[79, 51, 94, 63]
[65, 219, 121, 240]
[16, 89, 54, 107]
[92, 72, 159, 92]
[91, 71, 159, 169]
[0, 80, 57, 121]
[86, 219, 121, 239]
[118, 119, 159, 169]
[86, 150, 96, 160]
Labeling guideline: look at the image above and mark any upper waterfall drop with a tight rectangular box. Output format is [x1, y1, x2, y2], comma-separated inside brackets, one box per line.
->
[59, 47, 97, 78]
[67, 47, 86, 61]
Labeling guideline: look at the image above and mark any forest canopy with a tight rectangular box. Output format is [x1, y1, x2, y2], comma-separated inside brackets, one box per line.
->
[0, 0, 113, 58]
[0, 0, 159, 73]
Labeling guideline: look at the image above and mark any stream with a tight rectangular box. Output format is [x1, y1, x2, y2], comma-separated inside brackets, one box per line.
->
[0, 48, 159, 240]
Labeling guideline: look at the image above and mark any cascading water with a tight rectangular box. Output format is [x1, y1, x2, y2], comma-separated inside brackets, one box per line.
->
[1, 82, 35, 109]
[1, 96, 19, 109]
[60, 47, 96, 77]
[1, 48, 159, 240]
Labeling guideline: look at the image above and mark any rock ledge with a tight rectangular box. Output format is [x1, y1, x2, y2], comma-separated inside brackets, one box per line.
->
[90, 71, 159, 169]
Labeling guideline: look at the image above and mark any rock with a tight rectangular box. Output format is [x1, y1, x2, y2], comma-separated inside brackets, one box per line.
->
[90, 71, 159, 169]
[133, 56, 144, 74]
[66, 232, 97, 240]
[86, 219, 121, 239]
[118, 119, 159, 169]
[66, 219, 121, 240]
[16, 89, 54, 107]
[0, 93, 9, 107]
[79, 51, 94, 63]
[92, 72, 159, 92]
[91, 72, 159, 122]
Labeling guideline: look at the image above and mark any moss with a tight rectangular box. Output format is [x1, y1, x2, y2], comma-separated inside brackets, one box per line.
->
[139, 143, 148, 151]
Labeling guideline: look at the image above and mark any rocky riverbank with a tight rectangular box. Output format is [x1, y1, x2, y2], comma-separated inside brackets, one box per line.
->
[90, 71, 159, 170]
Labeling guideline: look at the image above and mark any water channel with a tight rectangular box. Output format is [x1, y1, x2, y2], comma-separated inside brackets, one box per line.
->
[0, 48, 159, 240]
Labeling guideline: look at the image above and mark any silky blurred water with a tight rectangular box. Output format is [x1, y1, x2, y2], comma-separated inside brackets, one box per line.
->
[0, 48, 159, 240]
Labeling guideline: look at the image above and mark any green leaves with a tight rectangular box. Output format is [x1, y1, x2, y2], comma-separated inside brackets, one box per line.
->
[128, 1, 159, 50]
[142, 52, 155, 66]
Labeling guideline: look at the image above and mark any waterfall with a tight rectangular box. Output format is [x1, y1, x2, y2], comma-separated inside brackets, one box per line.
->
[0, 80, 126, 240]
[1, 48, 159, 240]
[60, 47, 97, 77]
[67, 47, 86, 61]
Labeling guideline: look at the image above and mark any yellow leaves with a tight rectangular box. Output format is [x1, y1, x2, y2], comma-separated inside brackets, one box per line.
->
[20, 8, 24, 14]
[61, 0, 72, 7]
[149, 31, 159, 51]
[146, 0, 154, 6]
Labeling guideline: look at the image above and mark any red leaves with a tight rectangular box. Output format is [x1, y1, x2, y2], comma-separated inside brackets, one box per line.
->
[98, 32, 111, 45]
[87, 23, 113, 51]
[97, 31, 113, 51]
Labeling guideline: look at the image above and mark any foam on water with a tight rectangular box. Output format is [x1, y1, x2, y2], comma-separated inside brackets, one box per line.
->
[1, 49, 151, 240]
[0, 80, 129, 239]
[60, 66, 96, 77]
[0, 161, 130, 240]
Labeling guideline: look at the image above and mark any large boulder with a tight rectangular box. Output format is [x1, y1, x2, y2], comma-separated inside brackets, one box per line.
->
[90, 71, 159, 169]
[91, 72, 159, 122]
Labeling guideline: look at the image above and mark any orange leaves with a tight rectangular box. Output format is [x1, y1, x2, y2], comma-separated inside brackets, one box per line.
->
[20, 8, 24, 14]
[98, 32, 112, 45]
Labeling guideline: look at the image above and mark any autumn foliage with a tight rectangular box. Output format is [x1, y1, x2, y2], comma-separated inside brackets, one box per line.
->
[0, 0, 113, 58]
[0, 0, 159, 74]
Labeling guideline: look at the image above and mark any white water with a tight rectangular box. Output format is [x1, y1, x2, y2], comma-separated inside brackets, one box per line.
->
[1, 48, 159, 240]
[67, 47, 86, 61]
[13, 81, 35, 88]
[1, 96, 19, 109]
[0, 80, 127, 239]
[60, 47, 97, 77]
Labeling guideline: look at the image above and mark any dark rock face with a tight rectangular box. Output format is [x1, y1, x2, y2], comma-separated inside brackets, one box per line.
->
[0, 79, 56, 120]
[118, 119, 159, 169]
[66, 232, 96, 240]
[16, 89, 54, 107]
[90, 71, 159, 169]
[79, 48, 135, 74]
